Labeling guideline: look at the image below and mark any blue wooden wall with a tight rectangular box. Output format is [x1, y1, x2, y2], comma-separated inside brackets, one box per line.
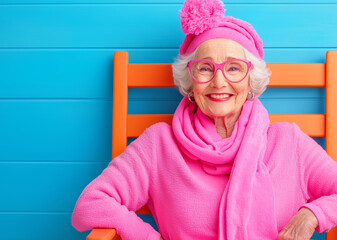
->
[1, 0, 336, 239]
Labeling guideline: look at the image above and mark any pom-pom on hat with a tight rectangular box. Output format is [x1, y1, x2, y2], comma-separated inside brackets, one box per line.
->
[179, 0, 264, 59]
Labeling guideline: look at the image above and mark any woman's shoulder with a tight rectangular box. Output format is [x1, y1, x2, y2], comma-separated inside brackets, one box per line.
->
[268, 121, 297, 136]
[264, 122, 301, 168]
[269, 121, 305, 139]
[266, 121, 311, 156]
[138, 122, 178, 154]
[142, 122, 174, 140]
[145, 122, 172, 133]
[266, 122, 301, 149]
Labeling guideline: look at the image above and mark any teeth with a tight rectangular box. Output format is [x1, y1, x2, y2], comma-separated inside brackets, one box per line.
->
[209, 94, 231, 99]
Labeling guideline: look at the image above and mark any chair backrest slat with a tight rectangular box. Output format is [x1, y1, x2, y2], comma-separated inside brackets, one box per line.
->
[326, 52, 337, 162]
[128, 64, 174, 87]
[325, 51, 337, 240]
[267, 63, 325, 87]
[127, 114, 173, 137]
[113, 52, 128, 158]
[127, 62, 325, 87]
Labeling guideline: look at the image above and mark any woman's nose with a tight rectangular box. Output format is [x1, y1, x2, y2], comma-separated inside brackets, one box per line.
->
[211, 69, 228, 88]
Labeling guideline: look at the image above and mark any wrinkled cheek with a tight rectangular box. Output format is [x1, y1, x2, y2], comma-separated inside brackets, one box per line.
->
[195, 97, 208, 113]
[238, 90, 248, 102]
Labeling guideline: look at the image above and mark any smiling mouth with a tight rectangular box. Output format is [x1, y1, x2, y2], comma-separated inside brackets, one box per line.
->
[207, 94, 233, 99]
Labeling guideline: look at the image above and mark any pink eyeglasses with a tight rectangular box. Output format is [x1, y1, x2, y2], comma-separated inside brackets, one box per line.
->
[187, 58, 253, 83]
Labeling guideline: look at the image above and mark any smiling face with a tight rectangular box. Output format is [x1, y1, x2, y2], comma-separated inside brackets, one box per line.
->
[191, 38, 251, 121]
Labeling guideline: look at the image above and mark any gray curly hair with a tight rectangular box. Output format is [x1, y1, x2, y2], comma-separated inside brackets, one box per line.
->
[172, 47, 271, 100]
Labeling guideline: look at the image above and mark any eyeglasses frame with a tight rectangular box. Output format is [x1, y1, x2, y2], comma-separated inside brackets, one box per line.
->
[187, 58, 254, 84]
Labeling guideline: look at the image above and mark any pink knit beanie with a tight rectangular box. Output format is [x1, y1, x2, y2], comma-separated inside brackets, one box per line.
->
[179, 0, 264, 59]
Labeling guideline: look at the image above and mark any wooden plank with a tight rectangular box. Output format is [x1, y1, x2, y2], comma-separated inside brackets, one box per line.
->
[0, 50, 329, 99]
[326, 50, 337, 162]
[129, 86, 324, 100]
[0, 162, 108, 211]
[87, 229, 118, 240]
[0, 49, 325, 99]
[113, 51, 128, 158]
[269, 114, 325, 137]
[325, 51, 337, 240]
[0, 213, 88, 240]
[0, 50, 115, 99]
[268, 63, 325, 87]
[127, 114, 325, 137]
[128, 64, 173, 87]
[127, 114, 173, 137]
[1, 5, 337, 48]
[128, 63, 325, 87]
[0, 101, 112, 161]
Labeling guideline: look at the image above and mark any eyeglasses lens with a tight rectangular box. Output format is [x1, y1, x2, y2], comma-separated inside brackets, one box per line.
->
[191, 60, 248, 83]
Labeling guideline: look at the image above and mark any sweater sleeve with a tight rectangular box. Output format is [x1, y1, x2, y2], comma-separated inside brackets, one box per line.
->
[71, 126, 161, 240]
[294, 123, 337, 233]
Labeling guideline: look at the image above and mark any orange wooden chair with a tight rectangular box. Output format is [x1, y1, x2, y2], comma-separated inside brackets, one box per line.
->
[86, 51, 337, 240]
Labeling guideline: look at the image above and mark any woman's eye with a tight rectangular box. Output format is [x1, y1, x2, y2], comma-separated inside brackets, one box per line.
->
[199, 65, 212, 72]
[228, 66, 239, 71]
[200, 67, 210, 72]
[226, 64, 241, 72]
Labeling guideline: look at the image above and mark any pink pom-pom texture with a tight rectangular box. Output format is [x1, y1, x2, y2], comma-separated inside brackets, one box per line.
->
[179, 0, 226, 35]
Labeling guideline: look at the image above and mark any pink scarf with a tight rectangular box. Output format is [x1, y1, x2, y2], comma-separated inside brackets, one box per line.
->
[172, 97, 278, 240]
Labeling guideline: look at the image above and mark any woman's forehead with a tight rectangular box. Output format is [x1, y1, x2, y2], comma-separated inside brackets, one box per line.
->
[196, 38, 245, 59]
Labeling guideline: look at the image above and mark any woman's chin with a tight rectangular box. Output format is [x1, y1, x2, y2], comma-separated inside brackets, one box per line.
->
[206, 111, 233, 120]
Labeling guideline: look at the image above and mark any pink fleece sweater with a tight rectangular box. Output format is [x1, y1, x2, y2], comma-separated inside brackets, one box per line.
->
[72, 122, 337, 240]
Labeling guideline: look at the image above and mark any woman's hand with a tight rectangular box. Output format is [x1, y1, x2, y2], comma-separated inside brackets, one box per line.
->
[277, 207, 318, 240]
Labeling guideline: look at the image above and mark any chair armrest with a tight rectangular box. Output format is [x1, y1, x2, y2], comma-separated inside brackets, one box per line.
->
[86, 228, 121, 240]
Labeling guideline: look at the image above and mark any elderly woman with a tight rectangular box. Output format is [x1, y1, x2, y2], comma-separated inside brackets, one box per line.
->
[72, 0, 337, 239]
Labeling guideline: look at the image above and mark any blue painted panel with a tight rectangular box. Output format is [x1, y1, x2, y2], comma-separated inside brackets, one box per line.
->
[128, 87, 326, 114]
[0, 101, 112, 161]
[263, 49, 335, 63]
[128, 97, 326, 114]
[0, 4, 337, 48]
[130, 87, 326, 101]
[127, 48, 336, 64]
[0, 5, 181, 48]
[0, 50, 114, 99]
[0, 50, 333, 99]
[0, 162, 109, 211]
[313, 137, 326, 150]
[0, 213, 88, 240]
[312, 231, 326, 240]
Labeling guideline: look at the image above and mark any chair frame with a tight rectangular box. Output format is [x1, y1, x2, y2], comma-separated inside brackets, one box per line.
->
[86, 51, 337, 240]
